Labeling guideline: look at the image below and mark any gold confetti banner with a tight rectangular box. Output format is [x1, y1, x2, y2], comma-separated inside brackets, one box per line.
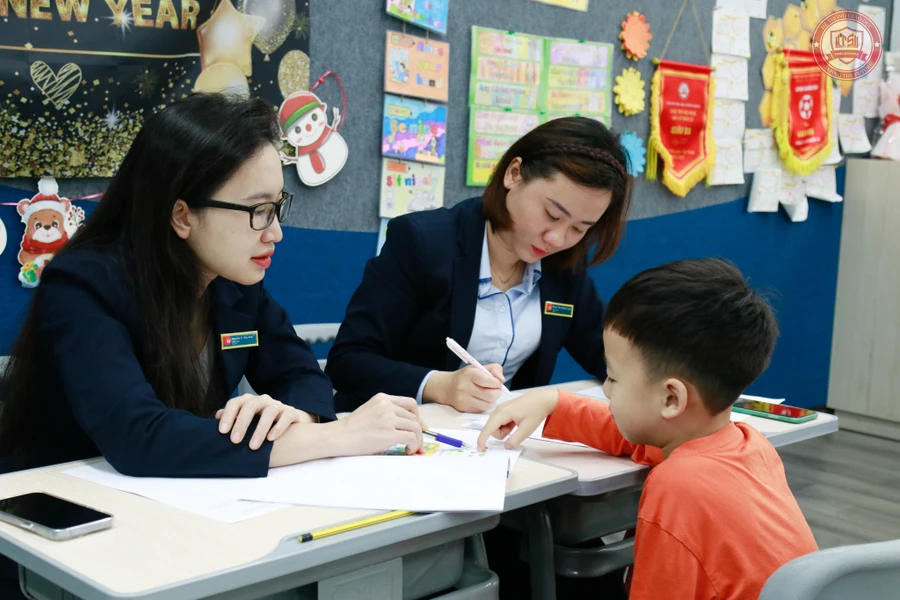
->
[0, 0, 312, 178]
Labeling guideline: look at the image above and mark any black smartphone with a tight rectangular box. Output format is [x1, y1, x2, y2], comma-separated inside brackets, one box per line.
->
[0, 492, 113, 541]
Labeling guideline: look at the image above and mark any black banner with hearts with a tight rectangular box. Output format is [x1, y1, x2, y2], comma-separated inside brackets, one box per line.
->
[0, 0, 311, 178]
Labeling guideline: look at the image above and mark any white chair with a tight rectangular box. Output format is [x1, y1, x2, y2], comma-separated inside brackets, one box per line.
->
[758, 539, 900, 600]
[235, 323, 340, 397]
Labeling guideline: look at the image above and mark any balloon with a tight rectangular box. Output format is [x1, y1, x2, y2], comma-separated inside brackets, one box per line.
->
[239, 0, 296, 61]
[278, 49, 310, 98]
[193, 63, 251, 98]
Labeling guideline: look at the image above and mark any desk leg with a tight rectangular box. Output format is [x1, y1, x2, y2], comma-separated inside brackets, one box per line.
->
[525, 505, 555, 600]
[466, 534, 490, 570]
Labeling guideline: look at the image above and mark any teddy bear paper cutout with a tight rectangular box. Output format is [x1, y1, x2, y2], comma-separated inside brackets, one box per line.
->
[278, 90, 349, 187]
[16, 178, 85, 288]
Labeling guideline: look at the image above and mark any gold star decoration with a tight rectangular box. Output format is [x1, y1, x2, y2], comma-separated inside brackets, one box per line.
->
[196, 0, 265, 77]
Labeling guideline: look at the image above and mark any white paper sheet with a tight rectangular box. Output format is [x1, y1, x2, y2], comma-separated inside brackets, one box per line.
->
[68, 453, 511, 515]
[708, 138, 746, 185]
[838, 114, 873, 154]
[778, 169, 807, 206]
[853, 78, 881, 118]
[425, 428, 524, 471]
[782, 197, 809, 223]
[238, 455, 510, 512]
[806, 167, 843, 202]
[824, 87, 843, 165]
[713, 9, 751, 58]
[715, 0, 767, 19]
[712, 54, 749, 101]
[747, 168, 781, 213]
[65, 463, 289, 523]
[713, 99, 746, 140]
[743, 129, 779, 172]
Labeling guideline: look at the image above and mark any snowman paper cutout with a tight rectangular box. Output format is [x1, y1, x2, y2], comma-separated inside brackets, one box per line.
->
[278, 91, 349, 186]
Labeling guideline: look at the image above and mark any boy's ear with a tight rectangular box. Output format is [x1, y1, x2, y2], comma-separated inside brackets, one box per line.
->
[660, 378, 689, 420]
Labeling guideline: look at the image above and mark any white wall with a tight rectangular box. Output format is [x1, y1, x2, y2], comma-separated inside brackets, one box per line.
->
[893, 0, 899, 50]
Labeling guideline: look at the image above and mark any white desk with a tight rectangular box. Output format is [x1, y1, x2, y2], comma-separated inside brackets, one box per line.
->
[0, 422, 576, 600]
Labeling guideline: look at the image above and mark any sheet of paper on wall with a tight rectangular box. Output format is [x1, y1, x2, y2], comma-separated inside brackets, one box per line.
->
[715, 0, 767, 19]
[823, 88, 843, 165]
[806, 167, 843, 203]
[379, 159, 445, 218]
[747, 168, 781, 213]
[382, 94, 446, 165]
[707, 138, 745, 185]
[778, 169, 809, 223]
[713, 99, 746, 140]
[467, 107, 540, 186]
[384, 32, 450, 102]
[743, 129, 779, 172]
[857, 4, 886, 80]
[712, 9, 751, 58]
[529, 0, 589, 11]
[838, 114, 873, 154]
[781, 197, 809, 223]
[543, 37, 612, 122]
[852, 78, 881, 118]
[711, 54, 749, 101]
[469, 27, 544, 112]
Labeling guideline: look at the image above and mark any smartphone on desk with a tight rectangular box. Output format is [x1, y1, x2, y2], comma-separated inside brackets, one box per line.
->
[0, 492, 113, 541]
[732, 400, 818, 424]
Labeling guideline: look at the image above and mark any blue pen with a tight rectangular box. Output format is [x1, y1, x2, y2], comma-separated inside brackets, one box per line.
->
[423, 430, 473, 449]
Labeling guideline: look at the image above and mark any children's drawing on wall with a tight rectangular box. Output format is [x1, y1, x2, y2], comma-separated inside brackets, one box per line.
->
[385, 0, 449, 34]
[382, 94, 447, 165]
[384, 32, 450, 102]
[379, 159, 445, 219]
[278, 90, 348, 187]
[388, 48, 410, 86]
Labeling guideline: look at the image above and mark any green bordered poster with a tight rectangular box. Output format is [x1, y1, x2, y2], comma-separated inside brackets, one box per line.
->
[467, 106, 541, 186]
[542, 37, 612, 118]
[467, 26, 613, 186]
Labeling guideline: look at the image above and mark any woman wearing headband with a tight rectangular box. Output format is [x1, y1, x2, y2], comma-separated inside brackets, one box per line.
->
[326, 117, 633, 414]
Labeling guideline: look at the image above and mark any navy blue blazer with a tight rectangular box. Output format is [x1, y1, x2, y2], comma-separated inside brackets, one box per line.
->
[326, 197, 607, 412]
[0, 246, 335, 478]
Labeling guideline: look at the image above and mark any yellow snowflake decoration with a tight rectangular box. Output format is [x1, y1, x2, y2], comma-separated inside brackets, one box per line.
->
[614, 68, 645, 116]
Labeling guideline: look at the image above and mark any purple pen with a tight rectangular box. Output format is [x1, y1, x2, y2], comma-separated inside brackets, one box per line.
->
[423, 430, 471, 449]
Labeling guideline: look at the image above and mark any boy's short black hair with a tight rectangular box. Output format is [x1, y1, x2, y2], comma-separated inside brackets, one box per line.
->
[604, 258, 779, 415]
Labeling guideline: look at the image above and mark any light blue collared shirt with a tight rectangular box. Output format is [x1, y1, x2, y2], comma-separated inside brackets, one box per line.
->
[415, 226, 543, 403]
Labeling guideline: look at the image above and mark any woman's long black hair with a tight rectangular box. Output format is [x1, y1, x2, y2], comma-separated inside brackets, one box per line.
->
[0, 93, 281, 465]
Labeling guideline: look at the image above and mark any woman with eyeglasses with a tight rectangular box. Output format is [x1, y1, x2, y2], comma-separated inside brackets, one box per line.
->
[0, 94, 424, 482]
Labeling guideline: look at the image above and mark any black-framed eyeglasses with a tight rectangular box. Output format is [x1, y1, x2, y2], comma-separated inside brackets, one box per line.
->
[191, 191, 293, 231]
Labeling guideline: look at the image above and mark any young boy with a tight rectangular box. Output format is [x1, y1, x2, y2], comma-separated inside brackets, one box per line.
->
[478, 258, 818, 600]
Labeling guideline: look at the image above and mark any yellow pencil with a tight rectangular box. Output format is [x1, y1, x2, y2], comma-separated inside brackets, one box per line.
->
[298, 510, 417, 543]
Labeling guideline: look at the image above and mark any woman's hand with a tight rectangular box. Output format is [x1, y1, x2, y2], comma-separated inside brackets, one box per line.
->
[424, 364, 506, 413]
[338, 393, 424, 455]
[216, 394, 311, 450]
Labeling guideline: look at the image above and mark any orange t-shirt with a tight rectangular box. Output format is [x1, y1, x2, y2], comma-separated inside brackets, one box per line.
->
[543, 391, 818, 600]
